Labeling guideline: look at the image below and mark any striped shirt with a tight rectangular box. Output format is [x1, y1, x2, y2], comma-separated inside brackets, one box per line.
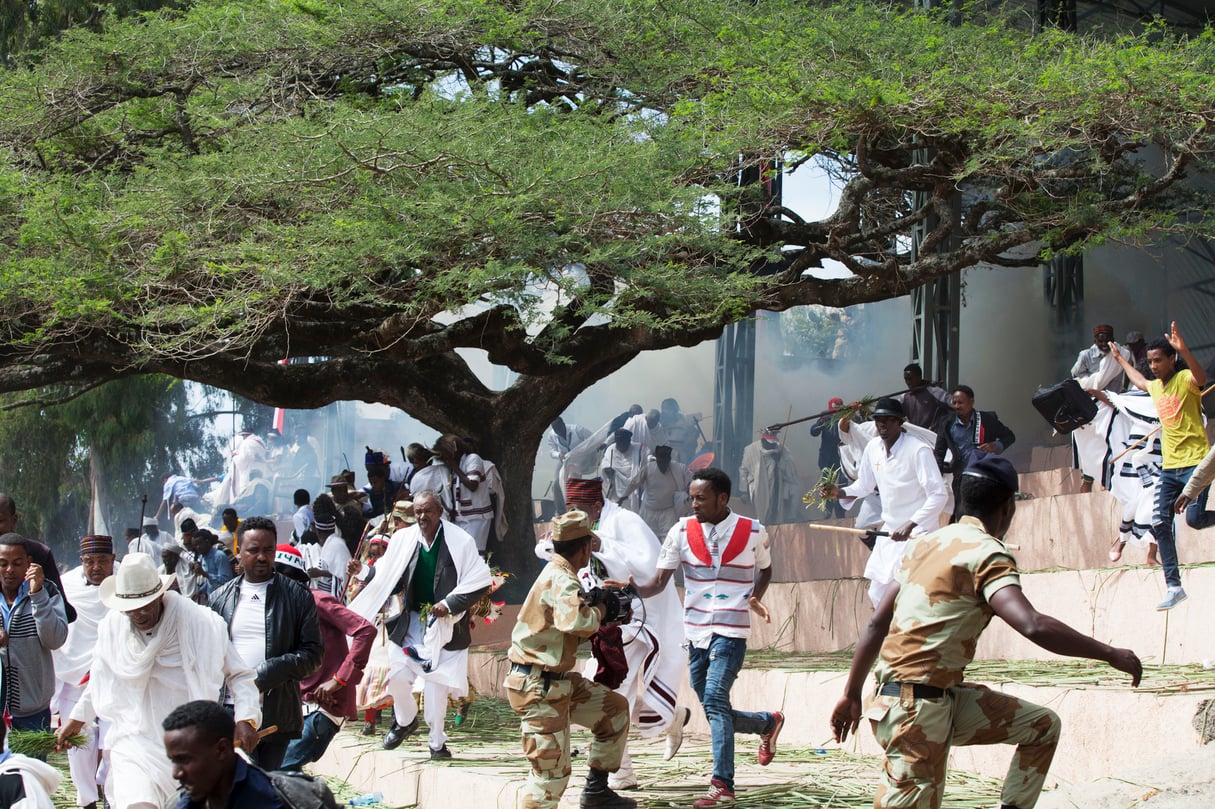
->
[657, 512, 770, 646]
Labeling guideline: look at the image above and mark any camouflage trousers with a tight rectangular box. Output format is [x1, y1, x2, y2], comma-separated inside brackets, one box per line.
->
[505, 668, 629, 809]
[868, 683, 1060, 809]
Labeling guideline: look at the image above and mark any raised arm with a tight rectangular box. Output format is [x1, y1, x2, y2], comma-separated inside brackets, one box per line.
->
[1168, 322, 1205, 389]
[1109, 341, 1148, 391]
[989, 585, 1141, 684]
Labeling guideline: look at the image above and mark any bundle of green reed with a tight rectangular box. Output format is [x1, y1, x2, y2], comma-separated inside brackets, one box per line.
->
[803, 466, 841, 513]
[8, 729, 85, 758]
[829, 395, 878, 427]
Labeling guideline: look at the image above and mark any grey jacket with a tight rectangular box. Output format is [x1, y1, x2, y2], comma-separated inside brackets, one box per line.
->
[1, 581, 69, 717]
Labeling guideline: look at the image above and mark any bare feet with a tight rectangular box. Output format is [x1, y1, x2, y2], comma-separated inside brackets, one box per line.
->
[1109, 539, 1125, 563]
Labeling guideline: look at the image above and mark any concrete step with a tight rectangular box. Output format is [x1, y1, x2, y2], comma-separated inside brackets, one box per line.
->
[311, 653, 1214, 807]
[462, 652, 1214, 787]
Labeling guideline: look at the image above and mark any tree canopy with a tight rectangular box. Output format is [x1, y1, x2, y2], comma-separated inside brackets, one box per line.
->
[0, 0, 1213, 556]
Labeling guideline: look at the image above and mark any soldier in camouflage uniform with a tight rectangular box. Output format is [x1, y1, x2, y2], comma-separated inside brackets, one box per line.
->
[505, 511, 634, 809]
[830, 454, 1142, 809]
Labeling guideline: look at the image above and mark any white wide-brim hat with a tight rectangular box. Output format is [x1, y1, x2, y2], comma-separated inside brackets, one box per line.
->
[99, 552, 176, 612]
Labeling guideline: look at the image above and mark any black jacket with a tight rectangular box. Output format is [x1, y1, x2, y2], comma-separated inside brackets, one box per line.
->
[209, 573, 323, 737]
[384, 527, 490, 652]
[933, 409, 1016, 474]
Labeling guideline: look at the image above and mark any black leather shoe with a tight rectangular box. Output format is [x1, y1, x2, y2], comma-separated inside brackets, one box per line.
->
[382, 716, 419, 750]
[429, 745, 452, 760]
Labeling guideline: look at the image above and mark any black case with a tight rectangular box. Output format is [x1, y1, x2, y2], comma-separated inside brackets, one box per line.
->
[1031, 378, 1098, 433]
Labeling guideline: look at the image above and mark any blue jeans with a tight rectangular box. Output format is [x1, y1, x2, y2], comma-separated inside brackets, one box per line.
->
[688, 635, 775, 790]
[280, 712, 340, 771]
[1154, 466, 1215, 588]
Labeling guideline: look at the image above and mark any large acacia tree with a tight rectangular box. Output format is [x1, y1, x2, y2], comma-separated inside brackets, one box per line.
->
[0, 0, 1213, 571]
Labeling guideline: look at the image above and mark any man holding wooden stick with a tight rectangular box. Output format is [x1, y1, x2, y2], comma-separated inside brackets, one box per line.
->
[1111, 322, 1214, 610]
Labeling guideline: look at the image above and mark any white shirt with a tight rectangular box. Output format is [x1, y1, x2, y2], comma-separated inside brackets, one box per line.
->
[128, 535, 162, 568]
[546, 423, 592, 460]
[292, 505, 313, 543]
[229, 578, 270, 671]
[657, 511, 771, 646]
[841, 432, 947, 535]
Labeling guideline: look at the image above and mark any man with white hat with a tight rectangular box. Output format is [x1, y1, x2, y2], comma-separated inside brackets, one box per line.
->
[55, 553, 261, 809]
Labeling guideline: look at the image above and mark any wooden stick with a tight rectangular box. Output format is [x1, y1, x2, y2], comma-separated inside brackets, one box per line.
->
[805, 522, 1020, 550]
[1109, 381, 1215, 464]
[765, 388, 911, 432]
[806, 522, 889, 537]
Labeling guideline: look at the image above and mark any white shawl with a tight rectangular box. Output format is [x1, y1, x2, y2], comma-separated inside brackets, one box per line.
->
[349, 520, 493, 625]
[349, 521, 492, 692]
[51, 566, 112, 687]
[71, 591, 260, 809]
[0, 754, 59, 809]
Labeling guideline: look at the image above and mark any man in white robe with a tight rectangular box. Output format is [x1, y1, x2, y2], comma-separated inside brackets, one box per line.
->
[600, 429, 646, 512]
[546, 417, 592, 513]
[348, 492, 492, 759]
[55, 554, 261, 809]
[825, 398, 948, 607]
[638, 446, 691, 539]
[555, 478, 689, 789]
[51, 535, 116, 809]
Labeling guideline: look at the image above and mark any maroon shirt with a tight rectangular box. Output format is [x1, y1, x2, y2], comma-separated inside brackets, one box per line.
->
[300, 590, 376, 719]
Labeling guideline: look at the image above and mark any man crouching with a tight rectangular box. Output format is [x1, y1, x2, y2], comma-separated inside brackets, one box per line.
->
[505, 510, 634, 809]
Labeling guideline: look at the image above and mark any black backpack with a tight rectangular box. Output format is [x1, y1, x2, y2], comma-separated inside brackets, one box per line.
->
[266, 769, 342, 809]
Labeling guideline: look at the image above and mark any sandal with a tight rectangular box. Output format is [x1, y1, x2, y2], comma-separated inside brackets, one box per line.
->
[1109, 539, 1125, 563]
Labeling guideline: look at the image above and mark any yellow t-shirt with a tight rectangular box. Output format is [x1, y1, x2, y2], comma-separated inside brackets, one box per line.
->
[1147, 369, 1209, 468]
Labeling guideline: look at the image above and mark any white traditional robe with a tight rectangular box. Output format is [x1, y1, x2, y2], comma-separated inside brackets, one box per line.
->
[840, 431, 948, 606]
[534, 503, 685, 737]
[0, 753, 59, 809]
[639, 459, 691, 539]
[70, 592, 260, 809]
[600, 443, 645, 512]
[348, 520, 492, 749]
[51, 566, 113, 808]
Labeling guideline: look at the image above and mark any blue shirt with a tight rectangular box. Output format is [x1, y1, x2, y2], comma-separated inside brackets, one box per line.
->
[199, 546, 235, 591]
[174, 757, 285, 809]
[163, 475, 202, 505]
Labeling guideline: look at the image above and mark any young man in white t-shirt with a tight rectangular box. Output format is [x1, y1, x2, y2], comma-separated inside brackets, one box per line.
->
[622, 468, 783, 808]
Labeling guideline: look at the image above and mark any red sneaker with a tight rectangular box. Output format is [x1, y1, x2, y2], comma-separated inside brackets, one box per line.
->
[758, 711, 784, 766]
[692, 780, 735, 807]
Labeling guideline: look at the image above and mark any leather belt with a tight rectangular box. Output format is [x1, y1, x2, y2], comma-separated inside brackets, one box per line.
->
[510, 662, 566, 680]
[878, 681, 946, 700]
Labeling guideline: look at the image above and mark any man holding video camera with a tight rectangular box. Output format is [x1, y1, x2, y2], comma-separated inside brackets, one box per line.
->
[504, 510, 635, 809]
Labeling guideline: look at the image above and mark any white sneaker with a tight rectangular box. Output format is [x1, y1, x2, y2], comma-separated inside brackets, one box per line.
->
[664, 706, 691, 760]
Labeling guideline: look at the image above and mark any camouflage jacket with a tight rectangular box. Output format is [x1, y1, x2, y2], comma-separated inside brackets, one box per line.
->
[508, 554, 603, 673]
[874, 516, 1020, 689]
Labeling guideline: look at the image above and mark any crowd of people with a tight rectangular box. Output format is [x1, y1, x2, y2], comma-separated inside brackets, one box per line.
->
[0, 322, 1205, 809]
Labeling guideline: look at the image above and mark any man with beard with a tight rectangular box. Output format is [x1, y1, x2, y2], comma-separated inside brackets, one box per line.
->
[209, 518, 323, 770]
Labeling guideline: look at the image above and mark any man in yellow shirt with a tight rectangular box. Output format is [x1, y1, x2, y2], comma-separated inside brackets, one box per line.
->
[1113, 322, 1213, 609]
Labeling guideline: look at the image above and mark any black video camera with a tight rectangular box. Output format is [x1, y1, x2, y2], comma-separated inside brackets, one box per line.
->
[581, 583, 637, 624]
